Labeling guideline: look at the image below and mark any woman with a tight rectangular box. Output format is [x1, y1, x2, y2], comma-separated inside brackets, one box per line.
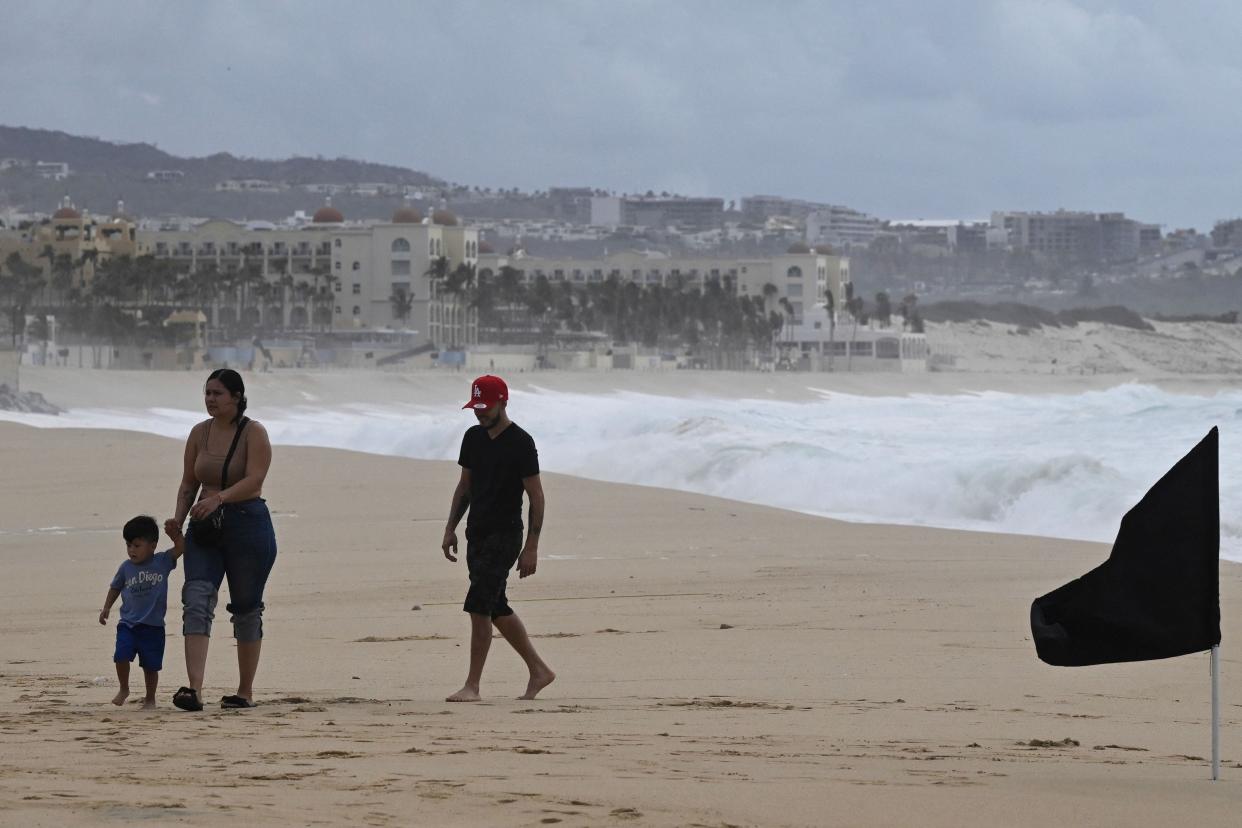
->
[169, 369, 276, 711]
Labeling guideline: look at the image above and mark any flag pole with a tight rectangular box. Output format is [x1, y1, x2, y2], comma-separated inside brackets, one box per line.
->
[1211, 644, 1220, 781]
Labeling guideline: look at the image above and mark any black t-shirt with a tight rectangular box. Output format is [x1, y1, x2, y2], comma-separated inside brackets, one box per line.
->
[458, 422, 540, 538]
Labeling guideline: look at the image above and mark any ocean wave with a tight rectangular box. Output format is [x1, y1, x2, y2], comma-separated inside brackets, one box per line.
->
[2, 383, 1238, 562]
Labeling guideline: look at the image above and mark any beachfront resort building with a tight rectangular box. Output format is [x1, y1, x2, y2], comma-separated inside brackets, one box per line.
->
[137, 202, 478, 339]
[476, 244, 852, 328]
[3, 199, 924, 371]
[0, 196, 145, 285]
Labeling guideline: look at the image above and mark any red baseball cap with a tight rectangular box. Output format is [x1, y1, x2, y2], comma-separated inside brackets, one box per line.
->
[463, 375, 508, 410]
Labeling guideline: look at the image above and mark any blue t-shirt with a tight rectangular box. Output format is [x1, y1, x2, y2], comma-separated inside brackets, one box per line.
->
[110, 550, 177, 628]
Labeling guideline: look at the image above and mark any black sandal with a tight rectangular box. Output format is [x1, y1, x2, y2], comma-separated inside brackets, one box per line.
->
[220, 695, 255, 709]
[172, 686, 203, 711]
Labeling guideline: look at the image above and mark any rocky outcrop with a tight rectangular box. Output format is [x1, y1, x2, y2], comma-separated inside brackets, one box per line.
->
[0, 384, 61, 414]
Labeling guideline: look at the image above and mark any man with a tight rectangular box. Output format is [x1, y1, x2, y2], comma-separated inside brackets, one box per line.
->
[441, 375, 555, 702]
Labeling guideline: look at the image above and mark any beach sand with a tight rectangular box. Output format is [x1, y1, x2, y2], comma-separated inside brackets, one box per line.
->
[2, 412, 1240, 826]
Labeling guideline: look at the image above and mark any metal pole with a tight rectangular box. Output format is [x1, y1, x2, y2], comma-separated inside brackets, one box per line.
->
[1212, 644, 1220, 781]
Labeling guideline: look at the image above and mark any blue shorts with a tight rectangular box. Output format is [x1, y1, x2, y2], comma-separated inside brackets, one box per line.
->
[114, 623, 166, 671]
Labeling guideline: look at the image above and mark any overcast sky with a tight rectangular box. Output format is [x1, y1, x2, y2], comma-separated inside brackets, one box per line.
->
[2, 1, 1239, 229]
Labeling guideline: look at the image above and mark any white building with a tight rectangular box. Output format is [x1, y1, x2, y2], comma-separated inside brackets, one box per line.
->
[139, 202, 478, 343]
[34, 161, 70, 181]
[805, 205, 882, 248]
[477, 245, 851, 327]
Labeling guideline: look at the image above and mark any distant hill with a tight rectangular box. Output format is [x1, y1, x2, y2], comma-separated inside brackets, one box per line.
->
[0, 125, 445, 185]
[0, 125, 448, 219]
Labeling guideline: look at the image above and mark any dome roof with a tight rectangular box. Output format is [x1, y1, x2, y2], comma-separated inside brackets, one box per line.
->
[52, 196, 81, 220]
[786, 242, 811, 254]
[431, 209, 458, 226]
[312, 197, 343, 223]
[477, 240, 494, 254]
[392, 205, 423, 224]
[813, 244, 835, 255]
[313, 205, 344, 223]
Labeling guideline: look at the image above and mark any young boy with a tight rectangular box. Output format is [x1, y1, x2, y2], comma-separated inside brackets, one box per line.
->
[98, 516, 184, 709]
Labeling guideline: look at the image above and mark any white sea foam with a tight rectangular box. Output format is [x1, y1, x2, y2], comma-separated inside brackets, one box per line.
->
[3, 383, 1238, 561]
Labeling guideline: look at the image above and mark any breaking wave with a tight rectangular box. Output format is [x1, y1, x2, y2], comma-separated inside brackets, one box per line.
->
[3, 382, 1239, 561]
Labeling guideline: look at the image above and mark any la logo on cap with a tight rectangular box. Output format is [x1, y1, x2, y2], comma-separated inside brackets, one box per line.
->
[463, 374, 509, 410]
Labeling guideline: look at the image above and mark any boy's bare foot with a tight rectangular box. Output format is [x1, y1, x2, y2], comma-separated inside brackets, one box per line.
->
[111, 688, 129, 706]
[445, 685, 481, 702]
[141, 698, 157, 710]
[519, 668, 556, 700]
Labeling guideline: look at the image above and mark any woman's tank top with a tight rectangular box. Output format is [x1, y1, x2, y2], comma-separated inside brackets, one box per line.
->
[193, 420, 251, 493]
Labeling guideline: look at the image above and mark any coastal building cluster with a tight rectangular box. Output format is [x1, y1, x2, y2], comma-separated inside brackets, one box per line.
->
[1, 197, 891, 373]
[8, 162, 1224, 373]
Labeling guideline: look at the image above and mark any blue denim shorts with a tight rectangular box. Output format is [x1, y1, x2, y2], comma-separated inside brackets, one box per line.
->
[114, 623, 166, 671]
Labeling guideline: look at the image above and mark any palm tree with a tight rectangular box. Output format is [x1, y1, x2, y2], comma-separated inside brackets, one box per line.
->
[874, 291, 891, 328]
[1, 252, 47, 347]
[271, 262, 294, 331]
[50, 253, 75, 305]
[292, 280, 314, 329]
[77, 248, 99, 291]
[36, 245, 55, 304]
[315, 273, 339, 331]
[494, 265, 524, 344]
[443, 262, 477, 346]
[90, 256, 129, 306]
[761, 282, 779, 312]
[389, 289, 415, 328]
[845, 283, 864, 372]
[824, 289, 836, 372]
[237, 261, 264, 331]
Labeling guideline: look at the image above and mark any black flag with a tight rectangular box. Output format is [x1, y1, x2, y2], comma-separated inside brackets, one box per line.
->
[1031, 427, 1220, 666]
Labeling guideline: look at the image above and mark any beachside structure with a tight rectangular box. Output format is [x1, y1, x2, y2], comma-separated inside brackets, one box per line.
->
[476, 243, 851, 328]
[0, 197, 145, 285]
[778, 303, 929, 372]
[139, 202, 478, 338]
[2, 199, 923, 370]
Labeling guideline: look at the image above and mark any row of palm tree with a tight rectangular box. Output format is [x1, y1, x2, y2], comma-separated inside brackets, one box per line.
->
[0, 251, 345, 346]
[3, 250, 886, 366]
[420, 261, 833, 364]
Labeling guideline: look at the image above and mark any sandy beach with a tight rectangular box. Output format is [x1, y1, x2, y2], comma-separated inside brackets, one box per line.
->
[2, 371, 1241, 826]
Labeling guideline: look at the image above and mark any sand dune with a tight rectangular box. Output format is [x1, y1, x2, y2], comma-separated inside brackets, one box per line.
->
[926, 318, 1242, 378]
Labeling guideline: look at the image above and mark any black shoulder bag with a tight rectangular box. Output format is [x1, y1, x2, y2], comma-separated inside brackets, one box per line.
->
[188, 417, 249, 547]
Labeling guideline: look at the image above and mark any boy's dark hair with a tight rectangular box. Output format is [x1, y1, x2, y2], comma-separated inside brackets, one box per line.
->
[123, 515, 160, 544]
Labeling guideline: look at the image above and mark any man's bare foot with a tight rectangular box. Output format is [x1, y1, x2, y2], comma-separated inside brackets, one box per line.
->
[141, 698, 157, 710]
[111, 688, 129, 706]
[519, 668, 556, 700]
[445, 685, 481, 702]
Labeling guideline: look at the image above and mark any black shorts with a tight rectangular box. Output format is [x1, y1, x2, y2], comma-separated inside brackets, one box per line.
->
[463, 528, 523, 618]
